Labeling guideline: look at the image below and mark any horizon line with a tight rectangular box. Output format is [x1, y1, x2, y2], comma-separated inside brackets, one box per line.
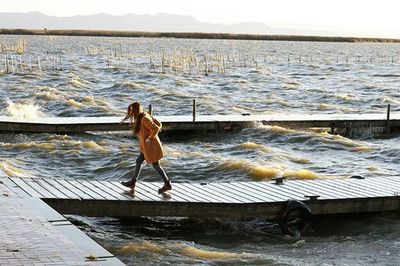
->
[1, 28, 399, 43]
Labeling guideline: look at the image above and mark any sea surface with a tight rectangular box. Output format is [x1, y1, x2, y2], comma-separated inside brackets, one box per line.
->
[1, 35, 400, 265]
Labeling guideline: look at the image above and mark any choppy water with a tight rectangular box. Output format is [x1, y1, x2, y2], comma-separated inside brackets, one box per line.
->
[1, 35, 400, 265]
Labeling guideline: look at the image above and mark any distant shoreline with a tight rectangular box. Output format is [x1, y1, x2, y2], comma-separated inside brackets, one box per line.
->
[1, 28, 400, 43]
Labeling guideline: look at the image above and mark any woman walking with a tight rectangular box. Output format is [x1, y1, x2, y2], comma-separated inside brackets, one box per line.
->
[121, 102, 172, 194]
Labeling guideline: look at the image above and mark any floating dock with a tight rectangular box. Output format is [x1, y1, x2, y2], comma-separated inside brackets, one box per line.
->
[0, 112, 399, 135]
[0, 179, 124, 265]
[2, 176, 400, 236]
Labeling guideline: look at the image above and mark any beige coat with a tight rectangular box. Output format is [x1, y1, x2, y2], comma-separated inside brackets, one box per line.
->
[137, 112, 163, 164]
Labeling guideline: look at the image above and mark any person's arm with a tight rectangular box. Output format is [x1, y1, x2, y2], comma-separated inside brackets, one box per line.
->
[142, 115, 161, 140]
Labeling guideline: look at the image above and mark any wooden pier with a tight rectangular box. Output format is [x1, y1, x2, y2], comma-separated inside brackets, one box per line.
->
[2, 176, 400, 235]
[1, 112, 399, 135]
[0, 179, 124, 265]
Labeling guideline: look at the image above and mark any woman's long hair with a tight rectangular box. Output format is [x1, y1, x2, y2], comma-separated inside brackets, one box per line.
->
[124, 102, 145, 135]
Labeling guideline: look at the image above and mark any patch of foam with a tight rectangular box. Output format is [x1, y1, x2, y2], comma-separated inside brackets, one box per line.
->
[220, 158, 280, 180]
[121, 81, 143, 89]
[66, 99, 85, 108]
[350, 145, 374, 153]
[33, 91, 59, 101]
[283, 169, 318, 179]
[254, 124, 297, 134]
[69, 74, 91, 89]
[249, 166, 280, 180]
[176, 244, 240, 260]
[119, 241, 167, 255]
[1, 99, 46, 120]
[381, 96, 400, 105]
[82, 141, 108, 153]
[2, 142, 55, 151]
[336, 93, 360, 102]
[318, 103, 331, 110]
[288, 157, 311, 164]
[220, 158, 319, 180]
[0, 159, 28, 177]
[237, 142, 269, 153]
[367, 165, 379, 172]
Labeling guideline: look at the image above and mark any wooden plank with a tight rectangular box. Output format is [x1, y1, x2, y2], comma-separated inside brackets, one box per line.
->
[72, 179, 112, 200]
[302, 179, 363, 199]
[362, 177, 400, 193]
[199, 183, 249, 203]
[89, 180, 134, 201]
[23, 178, 57, 198]
[345, 178, 397, 195]
[172, 183, 215, 203]
[232, 182, 280, 202]
[307, 179, 372, 198]
[10, 178, 44, 198]
[35, 179, 69, 199]
[96, 180, 133, 200]
[311, 178, 383, 198]
[106, 181, 152, 201]
[334, 179, 390, 197]
[99, 180, 148, 201]
[250, 181, 307, 199]
[263, 180, 323, 200]
[321, 179, 383, 198]
[381, 176, 400, 184]
[150, 182, 196, 202]
[249, 181, 306, 200]
[345, 178, 398, 196]
[177, 183, 225, 203]
[74, 179, 115, 200]
[0, 177, 30, 198]
[109, 181, 160, 202]
[43, 178, 82, 199]
[57, 179, 94, 200]
[240, 182, 304, 202]
[163, 182, 214, 202]
[181, 183, 242, 203]
[238, 182, 290, 201]
[369, 177, 400, 190]
[144, 182, 189, 202]
[0, 178, 18, 197]
[213, 182, 271, 203]
[65, 179, 98, 200]
[111, 182, 160, 201]
[284, 179, 350, 199]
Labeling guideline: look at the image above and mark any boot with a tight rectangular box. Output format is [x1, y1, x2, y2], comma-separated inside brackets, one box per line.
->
[121, 180, 136, 193]
[158, 181, 172, 194]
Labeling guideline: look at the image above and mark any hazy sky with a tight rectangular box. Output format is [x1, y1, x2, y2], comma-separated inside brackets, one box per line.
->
[2, 0, 400, 38]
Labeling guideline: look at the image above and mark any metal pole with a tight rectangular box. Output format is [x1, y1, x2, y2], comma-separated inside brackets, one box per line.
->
[386, 104, 391, 132]
[192, 99, 196, 122]
[148, 104, 153, 116]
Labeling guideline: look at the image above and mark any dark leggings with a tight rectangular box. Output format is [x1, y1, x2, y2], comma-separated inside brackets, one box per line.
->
[130, 152, 169, 183]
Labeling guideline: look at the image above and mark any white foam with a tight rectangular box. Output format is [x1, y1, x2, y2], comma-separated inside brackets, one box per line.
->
[1, 99, 46, 120]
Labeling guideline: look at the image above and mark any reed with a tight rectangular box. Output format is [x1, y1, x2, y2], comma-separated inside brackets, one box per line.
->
[0, 35, 399, 75]
[1, 28, 400, 43]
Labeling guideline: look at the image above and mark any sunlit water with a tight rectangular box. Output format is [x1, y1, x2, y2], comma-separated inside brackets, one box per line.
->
[1, 35, 400, 265]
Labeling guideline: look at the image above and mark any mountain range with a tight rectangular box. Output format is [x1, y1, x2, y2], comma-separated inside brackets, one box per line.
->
[0, 11, 336, 36]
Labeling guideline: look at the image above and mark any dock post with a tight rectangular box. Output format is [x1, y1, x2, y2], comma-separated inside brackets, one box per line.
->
[272, 177, 284, 185]
[192, 99, 196, 122]
[149, 104, 153, 116]
[386, 104, 391, 133]
[329, 123, 335, 135]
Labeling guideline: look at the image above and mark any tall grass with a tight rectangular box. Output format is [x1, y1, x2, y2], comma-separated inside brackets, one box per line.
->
[0, 33, 399, 76]
[1, 28, 400, 43]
